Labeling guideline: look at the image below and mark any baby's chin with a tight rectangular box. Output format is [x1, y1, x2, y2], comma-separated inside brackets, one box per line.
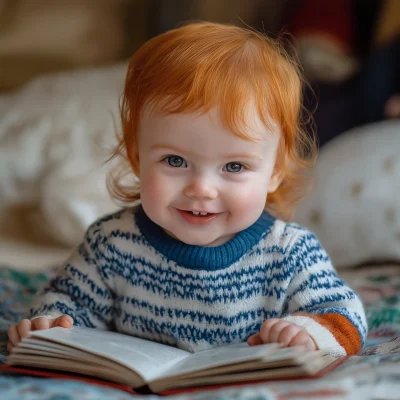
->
[164, 229, 235, 247]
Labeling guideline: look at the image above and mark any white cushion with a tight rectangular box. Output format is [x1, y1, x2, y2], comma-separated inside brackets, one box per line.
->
[0, 63, 127, 246]
[295, 120, 400, 267]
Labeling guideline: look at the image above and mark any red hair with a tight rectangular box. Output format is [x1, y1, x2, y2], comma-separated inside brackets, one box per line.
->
[108, 22, 316, 220]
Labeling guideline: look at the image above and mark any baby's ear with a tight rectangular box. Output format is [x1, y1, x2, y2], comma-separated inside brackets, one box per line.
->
[268, 168, 284, 193]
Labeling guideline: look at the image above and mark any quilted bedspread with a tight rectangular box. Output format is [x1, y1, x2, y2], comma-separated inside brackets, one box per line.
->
[1, 265, 400, 400]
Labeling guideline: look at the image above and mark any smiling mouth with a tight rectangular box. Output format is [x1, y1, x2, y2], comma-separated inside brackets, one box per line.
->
[185, 211, 215, 216]
[176, 209, 221, 224]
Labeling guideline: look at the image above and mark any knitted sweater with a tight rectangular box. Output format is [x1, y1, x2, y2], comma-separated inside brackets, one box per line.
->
[29, 206, 367, 355]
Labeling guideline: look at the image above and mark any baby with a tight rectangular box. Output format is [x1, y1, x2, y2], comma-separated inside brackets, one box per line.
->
[8, 22, 367, 355]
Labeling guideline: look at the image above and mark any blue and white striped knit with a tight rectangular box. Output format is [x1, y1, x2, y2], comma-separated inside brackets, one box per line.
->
[29, 205, 367, 355]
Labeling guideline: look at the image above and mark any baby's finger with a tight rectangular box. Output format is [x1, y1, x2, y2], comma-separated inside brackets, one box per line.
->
[7, 325, 21, 347]
[52, 314, 74, 328]
[32, 317, 51, 330]
[16, 319, 32, 340]
[7, 341, 14, 354]
[289, 330, 317, 351]
[277, 324, 302, 346]
[247, 333, 263, 346]
[267, 320, 291, 343]
[259, 318, 281, 343]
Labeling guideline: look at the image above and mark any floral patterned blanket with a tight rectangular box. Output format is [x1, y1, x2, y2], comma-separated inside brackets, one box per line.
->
[1, 265, 399, 400]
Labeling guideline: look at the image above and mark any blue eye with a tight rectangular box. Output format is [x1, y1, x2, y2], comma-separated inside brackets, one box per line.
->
[165, 156, 187, 168]
[225, 162, 243, 173]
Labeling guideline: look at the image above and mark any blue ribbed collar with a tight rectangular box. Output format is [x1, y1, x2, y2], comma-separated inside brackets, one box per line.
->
[135, 206, 275, 270]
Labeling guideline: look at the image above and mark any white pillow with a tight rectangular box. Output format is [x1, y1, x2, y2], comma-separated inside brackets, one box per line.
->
[0, 63, 127, 246]
[295, 120, 400, 267]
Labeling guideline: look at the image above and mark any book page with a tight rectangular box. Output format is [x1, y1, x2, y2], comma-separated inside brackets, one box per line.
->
[29, 327, 190, 382]
[159, 342, 280, 380]
[14, 340, 136, 373]
[8, 354, 138, 386]
[151, 353, 339, 392]
[162, 348, 321, 380]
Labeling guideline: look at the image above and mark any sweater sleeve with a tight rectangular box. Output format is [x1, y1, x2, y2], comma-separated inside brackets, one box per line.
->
[281, 230, 368, 356]
[27, 221, 115, 329]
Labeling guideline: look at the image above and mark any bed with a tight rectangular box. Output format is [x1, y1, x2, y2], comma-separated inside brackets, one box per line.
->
[0, 263, 399, 399]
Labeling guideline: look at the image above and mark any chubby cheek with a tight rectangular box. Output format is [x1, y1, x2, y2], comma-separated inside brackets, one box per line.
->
[228, 184, 268, 224]
[140, 169, 170, 217]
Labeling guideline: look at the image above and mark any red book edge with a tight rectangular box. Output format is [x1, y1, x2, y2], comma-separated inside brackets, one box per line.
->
[0, 356, 348, 397]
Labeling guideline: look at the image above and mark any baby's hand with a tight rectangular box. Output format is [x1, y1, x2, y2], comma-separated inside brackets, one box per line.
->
[247, 318, 317, 351]
[7, 315, 74, 353]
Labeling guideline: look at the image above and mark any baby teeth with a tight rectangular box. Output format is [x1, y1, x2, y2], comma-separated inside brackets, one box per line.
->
[190, 211, 208, 216]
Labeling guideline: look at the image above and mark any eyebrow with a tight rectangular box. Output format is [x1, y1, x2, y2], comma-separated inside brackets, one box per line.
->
[150, 144, 187, 153]
[150, 145, 263, 161]
[225, 153, 263, 161]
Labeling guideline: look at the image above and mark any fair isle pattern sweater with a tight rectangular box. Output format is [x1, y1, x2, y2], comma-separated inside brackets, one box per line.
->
[29, 206, 367, 355]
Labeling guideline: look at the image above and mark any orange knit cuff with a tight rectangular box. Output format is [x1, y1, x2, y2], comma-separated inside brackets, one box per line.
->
[299, 312, 363, 355]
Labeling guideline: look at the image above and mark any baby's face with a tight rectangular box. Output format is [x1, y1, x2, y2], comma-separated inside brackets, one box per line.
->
[137, 106, 280, 246]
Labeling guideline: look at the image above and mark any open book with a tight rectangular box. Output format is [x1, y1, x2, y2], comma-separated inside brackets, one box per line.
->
[6, 327, 342, 393]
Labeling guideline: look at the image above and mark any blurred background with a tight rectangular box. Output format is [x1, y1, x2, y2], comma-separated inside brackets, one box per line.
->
[1, 0, 399, 131]
[0, 0, 399, 270]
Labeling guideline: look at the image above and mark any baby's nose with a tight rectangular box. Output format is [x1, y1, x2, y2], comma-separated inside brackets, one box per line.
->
[184, 178, 218, 200]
